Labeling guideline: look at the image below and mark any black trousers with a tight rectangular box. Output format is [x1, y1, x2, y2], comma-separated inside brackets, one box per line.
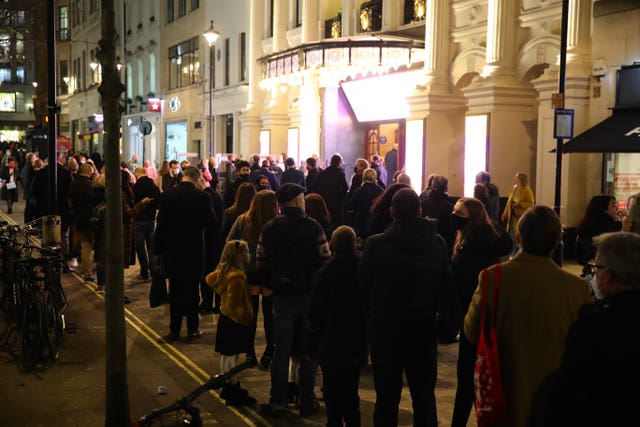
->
[169, 279, 199, 335]
[322, 361, 361, 427]
[451, 331, 477, 427]
[248, 294, 274, 359]
[371, 329, 438, 427]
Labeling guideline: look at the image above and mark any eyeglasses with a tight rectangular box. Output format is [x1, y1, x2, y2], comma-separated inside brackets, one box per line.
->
[587, 262, 607, 275]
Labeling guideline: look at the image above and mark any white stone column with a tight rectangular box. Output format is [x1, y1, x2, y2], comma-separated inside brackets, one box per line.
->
[239, 0, 265, 156]
[273, 0, 289, 51]
[566, 0, 592, 75]
[301, 0, 319, 43]
[341, 0, 357, 37]
[424, 0, 451, 92]
[483, 0, 518, 77]
[381, 0, 402, 31]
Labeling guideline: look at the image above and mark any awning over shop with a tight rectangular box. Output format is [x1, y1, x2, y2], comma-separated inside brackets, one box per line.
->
[561, 110, 640, 153]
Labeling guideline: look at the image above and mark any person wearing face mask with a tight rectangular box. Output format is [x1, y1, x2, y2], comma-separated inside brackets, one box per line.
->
[161, 160, 181, 192]
[464, 206, 590, 427]
[533, 231, 640, 427]
[449, 198, 512, 427]
[224, 160, 251, 208]
[0, 157, 20, 214]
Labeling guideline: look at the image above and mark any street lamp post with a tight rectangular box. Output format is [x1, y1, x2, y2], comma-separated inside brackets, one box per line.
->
[203, 20, 220, 158]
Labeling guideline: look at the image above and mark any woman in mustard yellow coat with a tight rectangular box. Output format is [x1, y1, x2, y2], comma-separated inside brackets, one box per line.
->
[502, 172, 535, 241]
[206, 239, 255, 406]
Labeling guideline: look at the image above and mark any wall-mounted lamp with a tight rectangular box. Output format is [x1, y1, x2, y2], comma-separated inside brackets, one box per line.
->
[90, 61, 98, 71]
[32, 81, 38, 88]
[62, 76, 70, 85]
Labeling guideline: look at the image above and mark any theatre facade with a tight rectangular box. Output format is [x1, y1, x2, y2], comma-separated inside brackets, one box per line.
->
[238, 0, 640, 225]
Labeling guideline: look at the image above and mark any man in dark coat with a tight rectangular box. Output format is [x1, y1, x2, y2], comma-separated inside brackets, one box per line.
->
[311, 154, 348, 228]
[308, 225, 366, 427]
[223, 160, 251, 207]
[153, 166, 219, 341]
[67, 163, 95, 281]
[384, 144, 399, 186]
[538, 231, 640, 427]
[305, 157, 320, 191]
[420, 174, 455, 253]
[370, 155, 387, 189]
[133, 167, 161, 281]
[31, 154, 74, 254]
[280, 157, 305, 187]
[349, 168, 383, 238]
[359, 188, 447, 427]
[257, 183, 331, 418]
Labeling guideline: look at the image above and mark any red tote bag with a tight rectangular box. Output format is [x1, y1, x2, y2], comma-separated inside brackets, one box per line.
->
[474, 263, 508, 427]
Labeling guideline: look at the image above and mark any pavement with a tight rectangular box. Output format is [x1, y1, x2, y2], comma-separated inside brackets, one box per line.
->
[0, 197, 583, 427]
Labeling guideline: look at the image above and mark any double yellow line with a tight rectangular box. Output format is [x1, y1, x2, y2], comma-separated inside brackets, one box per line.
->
[0, 212, 272, 426]
[72, 271, 273, 427]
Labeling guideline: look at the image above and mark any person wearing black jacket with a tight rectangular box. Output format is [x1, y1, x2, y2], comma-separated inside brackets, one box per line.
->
[308, 225, 366, 427]
[133, 167, 161, 281]
[153, 166, 220, 341]
[359, 188, 447, 427]
[67, 163, 95, 281]
[311, 154, 348, 228]
[349, 168, 383, 238]
[223, 160, 251, 208]
[420, 174, 456, 253]
[256, 183, 331, 418]
[449, 198, 512, 427]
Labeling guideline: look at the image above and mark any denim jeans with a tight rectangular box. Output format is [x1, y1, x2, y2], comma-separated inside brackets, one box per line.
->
[270, 294, 316, 406]
[135, 220, 155, 278]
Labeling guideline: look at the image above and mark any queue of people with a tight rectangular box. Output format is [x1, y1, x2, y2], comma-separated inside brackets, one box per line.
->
[4, 146, 639, 427]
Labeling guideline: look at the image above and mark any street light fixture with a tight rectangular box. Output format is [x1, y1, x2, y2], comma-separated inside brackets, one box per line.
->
[32, 81, 38, 88]
[203, 20, 220, 157]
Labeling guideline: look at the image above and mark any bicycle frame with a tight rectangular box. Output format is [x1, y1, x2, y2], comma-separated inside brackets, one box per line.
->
[133, 359, 256, 427]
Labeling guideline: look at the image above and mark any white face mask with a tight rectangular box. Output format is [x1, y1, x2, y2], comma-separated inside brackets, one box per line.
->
[588, 274, 604, 300]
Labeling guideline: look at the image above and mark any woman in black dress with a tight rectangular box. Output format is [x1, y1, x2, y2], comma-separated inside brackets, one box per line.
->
[450, 197, 512, 427]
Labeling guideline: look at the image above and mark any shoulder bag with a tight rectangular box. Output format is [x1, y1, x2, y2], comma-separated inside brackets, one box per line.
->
[474, 263, 508, 427]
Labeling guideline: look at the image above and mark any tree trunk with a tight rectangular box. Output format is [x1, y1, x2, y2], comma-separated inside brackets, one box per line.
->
[98, 0, 130, 425]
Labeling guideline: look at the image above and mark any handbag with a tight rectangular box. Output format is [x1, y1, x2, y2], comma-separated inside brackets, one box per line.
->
[474, 263, 508, 427]
[149, 256, 167, 308]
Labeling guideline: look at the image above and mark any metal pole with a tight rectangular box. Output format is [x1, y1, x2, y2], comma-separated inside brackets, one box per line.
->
[554, 0, 569, 216]
[46, 0, 58, 215]
[553, 0, 569, 267]
[209, 43, 215, 157]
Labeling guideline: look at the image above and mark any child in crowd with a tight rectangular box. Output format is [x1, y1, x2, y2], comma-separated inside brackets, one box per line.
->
[206, 239, 256, 407]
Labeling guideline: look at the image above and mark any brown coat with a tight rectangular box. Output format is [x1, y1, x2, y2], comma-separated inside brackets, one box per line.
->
[206, 267, 253, 326]
[464, 252, 591, 427]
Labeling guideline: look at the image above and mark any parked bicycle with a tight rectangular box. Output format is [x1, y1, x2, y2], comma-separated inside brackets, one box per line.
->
[133, 360, 256, 427]
[0, 221, 69, 369]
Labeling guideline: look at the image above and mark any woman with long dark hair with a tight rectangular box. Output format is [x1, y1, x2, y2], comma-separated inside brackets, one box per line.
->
[227, 190, 278, 367]
[220, 182, 256, 240]
[450, 197, 512, 427]
[304, 193, 334, 239]
[575, 194, 621, 274]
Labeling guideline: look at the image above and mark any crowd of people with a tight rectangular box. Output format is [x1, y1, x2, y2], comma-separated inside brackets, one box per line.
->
[2, 145, 639, 427]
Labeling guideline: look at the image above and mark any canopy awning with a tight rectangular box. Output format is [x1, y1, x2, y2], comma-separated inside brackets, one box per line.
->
[561, 110, 640, 153]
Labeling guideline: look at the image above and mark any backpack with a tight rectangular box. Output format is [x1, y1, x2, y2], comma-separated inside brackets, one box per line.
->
[267, 229, 311, 296]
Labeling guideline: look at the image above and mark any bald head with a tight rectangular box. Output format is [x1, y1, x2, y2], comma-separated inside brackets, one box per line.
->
[79, 163, 94, 177]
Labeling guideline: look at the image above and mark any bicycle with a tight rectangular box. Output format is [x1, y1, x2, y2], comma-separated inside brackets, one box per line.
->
[133, 359, 256, 427]
[0, 230, 69, 368]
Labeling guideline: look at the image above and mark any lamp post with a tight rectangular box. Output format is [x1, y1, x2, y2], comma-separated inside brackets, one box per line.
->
[203, 20, 220, 157]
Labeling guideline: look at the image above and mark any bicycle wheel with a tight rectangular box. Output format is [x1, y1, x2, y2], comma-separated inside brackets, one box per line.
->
[43, 289, 62, 361]
[20, 294, 43, 369]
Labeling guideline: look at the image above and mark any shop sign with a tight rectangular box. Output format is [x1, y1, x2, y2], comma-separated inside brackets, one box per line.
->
[169, 97, 181, 112]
